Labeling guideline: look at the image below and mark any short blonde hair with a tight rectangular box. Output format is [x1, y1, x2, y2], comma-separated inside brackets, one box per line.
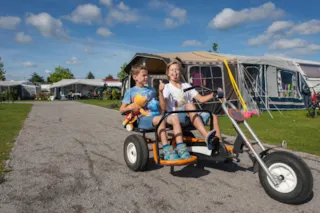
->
[166, 60, 182, 76]
[131, 64, 148, 76]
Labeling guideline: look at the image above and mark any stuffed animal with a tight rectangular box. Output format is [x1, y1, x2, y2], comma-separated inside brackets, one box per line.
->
[147, 98, 161, 116]
[122, 93, 150, 131]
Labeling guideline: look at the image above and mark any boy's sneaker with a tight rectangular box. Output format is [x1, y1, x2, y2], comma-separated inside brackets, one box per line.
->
[163, 145, 180, 161]
[175, 143, 191, 159]
[205, 130, 218, 150]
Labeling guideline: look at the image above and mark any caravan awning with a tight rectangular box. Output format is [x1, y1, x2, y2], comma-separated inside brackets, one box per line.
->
[298, 64, 320, 78]
[0, 80, 29, 87]
[124, 51, 237, 74]
[237, 56, 300, 72]
[50, 79, 121, 88]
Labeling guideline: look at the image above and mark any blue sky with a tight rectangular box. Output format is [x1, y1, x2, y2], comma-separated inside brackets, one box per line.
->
[0, 0, 320, 80]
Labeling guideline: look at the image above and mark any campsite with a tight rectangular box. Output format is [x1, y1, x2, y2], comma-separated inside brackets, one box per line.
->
[1, 0, 320, 212]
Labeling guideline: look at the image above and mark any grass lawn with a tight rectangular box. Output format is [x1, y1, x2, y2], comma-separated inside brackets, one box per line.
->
[0, 104, 32, 175]
[217, 110, 320, 156]
[76, 99, 320, 156]
[77, 99, 121, 110]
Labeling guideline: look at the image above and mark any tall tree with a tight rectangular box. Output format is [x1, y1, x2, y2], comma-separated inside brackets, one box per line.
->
[0, 57, 6, 81]
[117, 62, 128, 80]
[86, 71, 95, 79]
[48, 66, 74, 83]
[105, 74, 113, 79]
[29, 72, 45, 83]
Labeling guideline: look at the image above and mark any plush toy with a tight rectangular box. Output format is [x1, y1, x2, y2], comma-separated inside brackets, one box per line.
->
[147, 98, 161, 116]
[122, 93, 150, 131]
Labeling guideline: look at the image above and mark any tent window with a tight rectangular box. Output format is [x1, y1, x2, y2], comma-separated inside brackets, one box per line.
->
[277, 69, 298, 98]
[189, 65, 223, 91]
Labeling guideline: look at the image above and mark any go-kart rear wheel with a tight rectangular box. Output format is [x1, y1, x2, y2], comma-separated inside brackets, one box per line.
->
[123, 134, 149, 172]
[258, 151, 313, 204]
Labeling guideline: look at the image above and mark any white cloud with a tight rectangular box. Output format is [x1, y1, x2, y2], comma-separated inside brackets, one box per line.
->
[289, 19, 320, 35]
[266, 21, 293, 34]
[15, 32, 32, 44]
[45, 69, 51, 74]
[96, 27, 112, 37]
[65, 4, 101, 25]
[248, 21, 294, 46]
[65, 56, 81, 65]
[117, 2, 129, 10]
[84, 47, 95, 55]
[208, 2, 285, 30]
[26, 12, 68, 39]
[148, 1, 187, 28]
[181, 40, 202, 47]
[292, 44, 320, 56]
[100, 0, 112, 7]
[269, 38, 308, 50]
[23, 61, 37, 67]
[0, 16, 21, 29]
[106, 2, 139, 25]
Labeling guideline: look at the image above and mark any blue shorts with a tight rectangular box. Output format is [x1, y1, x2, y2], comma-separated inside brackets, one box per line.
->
[137, 115, 158, 130]
[167, 104, 211, 126]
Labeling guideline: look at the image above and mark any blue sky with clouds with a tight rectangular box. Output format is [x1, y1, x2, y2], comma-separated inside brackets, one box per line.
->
[0, 0, 319, 80]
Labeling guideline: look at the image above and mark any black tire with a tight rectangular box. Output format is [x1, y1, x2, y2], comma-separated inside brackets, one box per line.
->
[258, 151, 313, 204]
[123, 134, 149, 172]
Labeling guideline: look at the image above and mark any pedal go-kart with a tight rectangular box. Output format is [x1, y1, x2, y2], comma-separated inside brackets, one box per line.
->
[122, 86, 314, 205]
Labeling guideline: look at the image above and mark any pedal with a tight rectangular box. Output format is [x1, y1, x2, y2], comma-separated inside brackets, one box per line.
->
[209, 137, 220, 154]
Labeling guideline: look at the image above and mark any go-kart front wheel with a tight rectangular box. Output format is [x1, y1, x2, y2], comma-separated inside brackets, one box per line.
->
[258, 151, 313, 204]
[123, 134, 149, 171]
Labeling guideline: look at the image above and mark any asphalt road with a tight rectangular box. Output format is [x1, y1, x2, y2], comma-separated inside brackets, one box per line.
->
[0, 101, 319, 213]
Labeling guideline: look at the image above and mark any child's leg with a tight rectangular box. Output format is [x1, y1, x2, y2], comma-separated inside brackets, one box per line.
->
[152, 116, 180, 160]
[167, 115, 191, 159]
[185, 103, 218, 150]
[185, 103, 209, 138]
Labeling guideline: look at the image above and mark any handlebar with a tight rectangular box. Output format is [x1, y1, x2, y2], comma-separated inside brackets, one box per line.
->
[183, 86, 224, 99]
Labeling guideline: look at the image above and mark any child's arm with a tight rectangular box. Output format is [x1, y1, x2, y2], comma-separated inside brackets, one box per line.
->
[158, 80, 167, 112]
[193, 93, 214, 103]
[120, 103, 141, 114]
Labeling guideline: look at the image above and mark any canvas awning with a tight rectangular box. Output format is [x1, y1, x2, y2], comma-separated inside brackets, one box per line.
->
[124, 51, 238, 74]
[50, 79, 121, 88]
[298, 64, 320, 78]
[0, 80, 29, 87]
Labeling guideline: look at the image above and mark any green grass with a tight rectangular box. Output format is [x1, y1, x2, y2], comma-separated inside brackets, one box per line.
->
[217, 110, 320, 156]
[77, 99, 121, 110]
[0, 104, 32, 175]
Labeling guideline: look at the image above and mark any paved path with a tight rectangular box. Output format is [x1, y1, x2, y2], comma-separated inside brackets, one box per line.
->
[0, 101, 319, 213]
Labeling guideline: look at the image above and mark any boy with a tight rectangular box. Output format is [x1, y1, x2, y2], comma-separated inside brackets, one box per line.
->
[159, 60, 221, 150]
[120, 65, 191, 160]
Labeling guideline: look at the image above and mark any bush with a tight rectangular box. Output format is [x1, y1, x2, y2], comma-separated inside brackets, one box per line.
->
[111, 89, 121, 100]
[35, 92, 51, 100]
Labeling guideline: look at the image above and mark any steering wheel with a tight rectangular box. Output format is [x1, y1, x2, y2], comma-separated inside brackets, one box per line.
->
[183, 85, 224, 114]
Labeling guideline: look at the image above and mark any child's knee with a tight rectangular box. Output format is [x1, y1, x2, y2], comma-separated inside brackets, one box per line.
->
[170, 115, 180, 125]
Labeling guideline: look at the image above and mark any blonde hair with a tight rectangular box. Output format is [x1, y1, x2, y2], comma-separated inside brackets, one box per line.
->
[166, 60, 182, 77]
[131, 64, 148, 76]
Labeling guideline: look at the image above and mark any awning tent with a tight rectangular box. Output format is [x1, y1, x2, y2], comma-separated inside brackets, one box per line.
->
[0, 80, 41, 100]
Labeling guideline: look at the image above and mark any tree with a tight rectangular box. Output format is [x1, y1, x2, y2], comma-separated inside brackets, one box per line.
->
[208, 43, 219, 53]
[212, 43, 218, 53]
[86, 71, 95, 79]
[48, 66, 74, 83]
[0, 57, 6, 81]
[105, 74, 113, 79]
[117, 62, 128, 80]
[29, 72, 45, 83]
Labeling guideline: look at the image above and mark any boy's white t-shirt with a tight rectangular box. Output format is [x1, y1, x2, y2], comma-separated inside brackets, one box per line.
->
[163, 82, 198, 111]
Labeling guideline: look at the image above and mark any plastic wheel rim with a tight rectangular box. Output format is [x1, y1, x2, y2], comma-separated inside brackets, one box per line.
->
[127, 142, 137, 164]
[267, 162, 298, 193]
